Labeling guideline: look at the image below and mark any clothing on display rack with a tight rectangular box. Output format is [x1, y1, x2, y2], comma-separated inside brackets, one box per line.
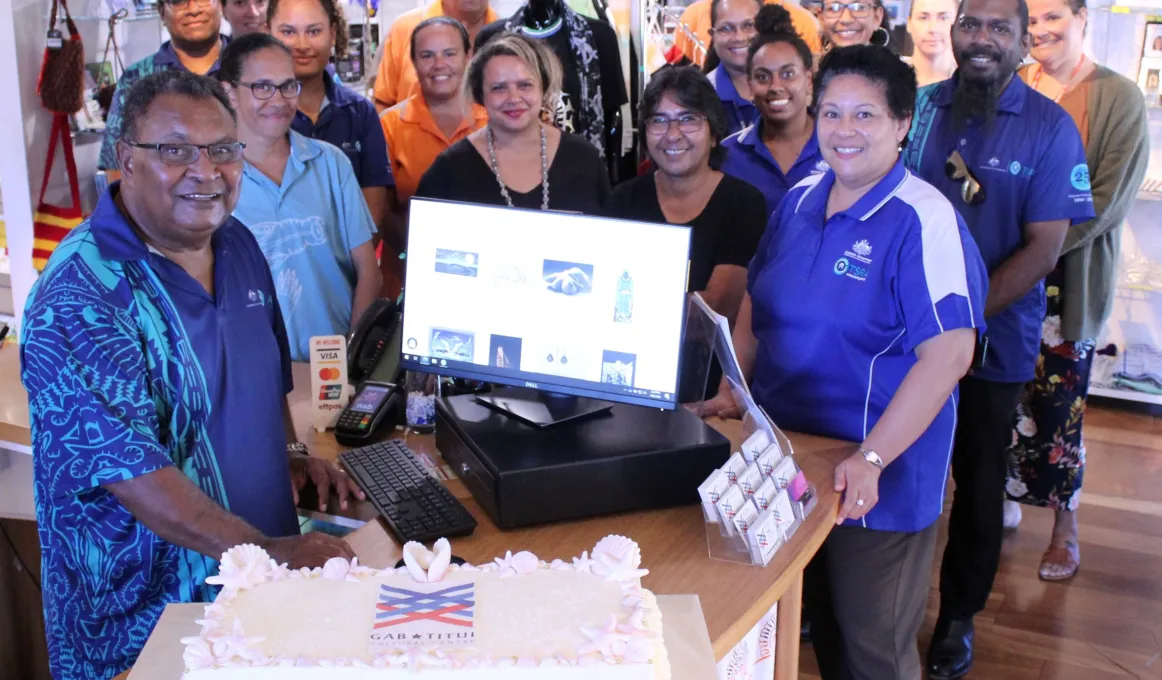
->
[476, 0, 627, 159]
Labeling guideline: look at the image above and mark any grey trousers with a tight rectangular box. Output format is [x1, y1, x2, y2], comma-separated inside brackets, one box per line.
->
[804, 521, 939, 680]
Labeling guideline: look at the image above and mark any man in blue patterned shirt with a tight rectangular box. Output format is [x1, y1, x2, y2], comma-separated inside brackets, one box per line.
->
[98, 0, 229, 175]
[22, 71, 359, 680]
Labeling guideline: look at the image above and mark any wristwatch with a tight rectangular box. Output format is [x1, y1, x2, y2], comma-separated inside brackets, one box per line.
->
[287, 442, 309, 457]
[859, 448, 885, 470]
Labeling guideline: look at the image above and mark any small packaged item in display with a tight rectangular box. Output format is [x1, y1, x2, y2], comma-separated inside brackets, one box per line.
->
[798, 484, 819, 519]
[738, 463, 764, 497]
[723, 451, 749, 485]
[771, 456, 799, 491]
[788, 469, 810, 502]
[756, 444, 783, 477]
[771, 489, 799, 540]
[753, 476, 779, 512]
[740, 429, 770, 463]
[747, 507, 786, 565]
[732, 498, 760, 538]
[698, 469, 730, 523]
[715, 485, 747, 536]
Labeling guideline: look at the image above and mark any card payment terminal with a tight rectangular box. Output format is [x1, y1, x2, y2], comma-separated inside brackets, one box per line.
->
[335, 381, 400, 446]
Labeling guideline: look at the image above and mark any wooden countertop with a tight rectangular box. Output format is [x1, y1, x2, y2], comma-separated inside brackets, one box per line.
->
[0, 344, 30, 447]
[290, 365, 846, 660]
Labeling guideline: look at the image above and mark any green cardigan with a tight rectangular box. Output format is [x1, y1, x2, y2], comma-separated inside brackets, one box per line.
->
[1055, 65, 1150, 342]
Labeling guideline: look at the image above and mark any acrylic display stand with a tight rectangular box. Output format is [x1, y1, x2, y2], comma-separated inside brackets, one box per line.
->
[682, 293, 819, 567]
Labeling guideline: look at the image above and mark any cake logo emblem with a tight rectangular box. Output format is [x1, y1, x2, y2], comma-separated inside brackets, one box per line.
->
[370, 582, 476, 648]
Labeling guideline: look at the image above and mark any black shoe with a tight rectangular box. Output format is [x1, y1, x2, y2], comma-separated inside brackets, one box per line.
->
[927, 616, 974, 680]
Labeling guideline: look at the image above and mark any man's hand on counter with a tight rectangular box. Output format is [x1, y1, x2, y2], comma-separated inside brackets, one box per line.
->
[260, 532, 356, 569]
[290, 455, 366, 512]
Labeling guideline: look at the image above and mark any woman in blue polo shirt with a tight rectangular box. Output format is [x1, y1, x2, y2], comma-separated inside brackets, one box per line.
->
[721, 5, 826, 217]
[703, 45, 988, 678]
[220, 33, 381, 361]
[702, 0, 762, 135]
[269, 0, 396, 239]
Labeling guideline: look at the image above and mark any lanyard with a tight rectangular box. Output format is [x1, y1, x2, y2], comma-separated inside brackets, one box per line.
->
[1030, 54, 1086, 103]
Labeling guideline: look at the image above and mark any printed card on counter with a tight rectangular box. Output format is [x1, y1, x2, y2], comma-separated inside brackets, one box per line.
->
[771, 490, 798, 540]
[771, 456, 799, 491]
[723, 451, 749, 485]
[698, 469, 730, 523]
[715, 484, 746, 536]
[738, 463, 764, 497]
[741, 430, 770, 464]
[747, 507, 786, 565]
[753, 476, 779, 512]
[732, 498, 760, 537]
[309, 335, 349, 432]
[756, 444, 783, 477]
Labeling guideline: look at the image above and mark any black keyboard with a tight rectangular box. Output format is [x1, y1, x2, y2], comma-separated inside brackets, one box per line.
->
[340, 439, 477, 544]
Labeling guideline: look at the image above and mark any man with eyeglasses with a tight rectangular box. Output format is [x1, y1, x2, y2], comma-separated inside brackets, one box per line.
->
[902, 0, 1093, 677]
[22, 71, 358, 680]
[98, 0, 230, 179]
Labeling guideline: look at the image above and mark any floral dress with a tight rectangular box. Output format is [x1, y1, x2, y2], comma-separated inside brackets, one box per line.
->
[1006, 266, 1093, 511]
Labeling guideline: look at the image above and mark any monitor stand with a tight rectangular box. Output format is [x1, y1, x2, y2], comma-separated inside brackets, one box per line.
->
[474, 387, 613, 428]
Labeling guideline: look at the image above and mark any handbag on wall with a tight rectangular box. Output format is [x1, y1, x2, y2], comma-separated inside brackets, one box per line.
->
[37, 0, 86, 114]
[96, 9, 127, 119]
[33, 114, 85, 271]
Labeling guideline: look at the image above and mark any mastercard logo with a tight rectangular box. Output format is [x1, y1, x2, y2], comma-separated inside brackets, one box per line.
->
[318, 367, 341, 380]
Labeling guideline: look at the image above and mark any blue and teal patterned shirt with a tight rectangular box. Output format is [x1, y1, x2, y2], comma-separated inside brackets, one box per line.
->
[98, 39, 228, 170]
[21, 185, 298, 679]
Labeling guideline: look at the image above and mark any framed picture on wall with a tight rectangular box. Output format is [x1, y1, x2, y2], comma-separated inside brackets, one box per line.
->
[1145, 23, 1162, 57]
[1137, 57, 1162, 108]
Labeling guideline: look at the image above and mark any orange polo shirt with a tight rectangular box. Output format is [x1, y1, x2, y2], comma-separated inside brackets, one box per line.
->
[377, 94, 488, 298]
[372, 1, 499, 109]
[672, 0, 822, 67]
[380, 93, 489, 203]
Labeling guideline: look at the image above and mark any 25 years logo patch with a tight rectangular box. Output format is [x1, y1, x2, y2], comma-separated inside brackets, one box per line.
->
[1070, 164, 1091, 191]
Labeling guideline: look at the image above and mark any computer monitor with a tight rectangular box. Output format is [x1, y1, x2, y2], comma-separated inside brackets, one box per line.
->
[400, 199, 692, 426]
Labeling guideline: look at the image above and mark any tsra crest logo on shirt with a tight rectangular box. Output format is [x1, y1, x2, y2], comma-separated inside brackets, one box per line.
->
[834, 240, 874, 282]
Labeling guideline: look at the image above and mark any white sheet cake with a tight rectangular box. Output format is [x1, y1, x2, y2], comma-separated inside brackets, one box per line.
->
[181, 535, 670, 679]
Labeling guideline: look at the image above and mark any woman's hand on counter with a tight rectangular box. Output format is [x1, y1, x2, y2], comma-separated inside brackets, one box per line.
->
[834, 448, 881, 525]
[290, 456, 366, 512]
[691, 383, 742, 420]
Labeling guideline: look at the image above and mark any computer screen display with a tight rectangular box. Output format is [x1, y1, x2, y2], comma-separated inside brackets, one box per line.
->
[400, 199, 692, 409]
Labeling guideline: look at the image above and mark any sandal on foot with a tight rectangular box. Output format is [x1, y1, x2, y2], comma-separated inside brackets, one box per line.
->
[1039, 542, 1080, 582]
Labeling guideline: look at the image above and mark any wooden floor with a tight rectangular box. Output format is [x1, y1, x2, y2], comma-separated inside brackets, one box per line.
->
[799, 405, 1162, 679]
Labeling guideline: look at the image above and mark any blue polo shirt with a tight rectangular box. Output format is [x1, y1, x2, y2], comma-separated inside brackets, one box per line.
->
[233, 130, 377, 361]
[708, 65, 759, 136]
[20, 185, 298, 679]
[99, 38, 229, 170]
[721, 122, 828, 217]
[291, 73, 394, 189]
[748, 160, 988, 532]
[904, 75, 1095, 383]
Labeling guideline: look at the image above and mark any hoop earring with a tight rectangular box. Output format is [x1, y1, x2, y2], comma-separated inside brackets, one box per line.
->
[871, 26, 890, 46]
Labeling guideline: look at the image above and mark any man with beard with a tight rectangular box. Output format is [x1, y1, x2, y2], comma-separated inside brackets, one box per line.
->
[902, 0, 1094, 677]
[99, 0, 231, 177]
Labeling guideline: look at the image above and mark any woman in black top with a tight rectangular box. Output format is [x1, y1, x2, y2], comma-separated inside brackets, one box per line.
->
[415, 32, 609, 213]
[605, 65, 766, 323]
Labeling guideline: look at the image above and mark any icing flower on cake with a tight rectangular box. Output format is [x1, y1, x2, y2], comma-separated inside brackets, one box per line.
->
[181, 636, 217, 670]
[590, 535, 649, 582]
[402, 538, 452, 582]
[321, 557, 350, 581]
[207, 544, 273, 591]
[496, 550, 539, 577]
[572, 551, 596, 574]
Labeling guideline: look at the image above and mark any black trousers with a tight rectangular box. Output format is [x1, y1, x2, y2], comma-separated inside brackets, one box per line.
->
[804, 522, 939, 680]
[938, 376, 1024, 620]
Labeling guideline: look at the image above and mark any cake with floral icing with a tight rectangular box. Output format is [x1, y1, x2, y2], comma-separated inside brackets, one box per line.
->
[181, 535, 669, 679]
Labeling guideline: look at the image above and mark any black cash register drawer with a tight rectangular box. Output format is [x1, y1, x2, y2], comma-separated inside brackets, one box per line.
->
[435, 392, 731, 529]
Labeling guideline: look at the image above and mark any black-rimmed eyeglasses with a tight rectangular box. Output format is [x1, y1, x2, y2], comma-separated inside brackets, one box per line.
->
[238, 80, 302, 100]
[645, 114, 707, 135]
[123, 141, 246, 166]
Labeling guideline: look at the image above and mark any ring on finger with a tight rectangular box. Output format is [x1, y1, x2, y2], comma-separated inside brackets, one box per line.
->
[855, 498, 865, 507]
